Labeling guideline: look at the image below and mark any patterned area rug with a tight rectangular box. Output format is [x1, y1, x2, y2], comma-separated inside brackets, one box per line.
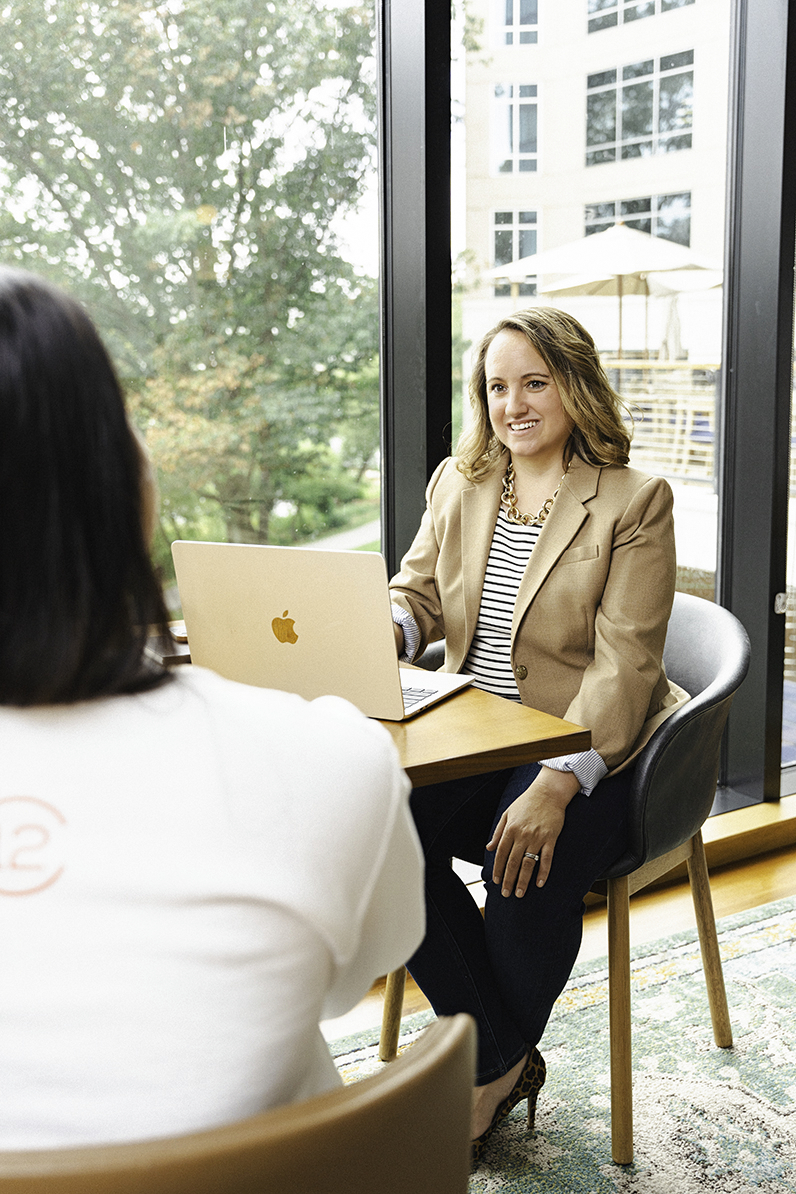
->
[330, 896, 796, 1193]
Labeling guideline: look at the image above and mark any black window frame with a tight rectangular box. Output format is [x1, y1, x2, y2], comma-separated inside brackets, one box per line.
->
[377, 0, 796, 803]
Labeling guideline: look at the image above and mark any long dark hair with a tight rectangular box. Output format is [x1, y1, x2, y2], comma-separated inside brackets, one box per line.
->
[0, 267, 172, 704]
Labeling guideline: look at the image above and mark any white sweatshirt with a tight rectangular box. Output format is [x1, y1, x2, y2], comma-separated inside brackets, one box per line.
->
[0, 666, 423, 1148]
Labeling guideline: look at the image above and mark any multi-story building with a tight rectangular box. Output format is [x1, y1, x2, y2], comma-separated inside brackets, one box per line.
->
[458, 0, 730, 367]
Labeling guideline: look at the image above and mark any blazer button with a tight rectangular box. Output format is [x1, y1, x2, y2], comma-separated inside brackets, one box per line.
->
[515, 664, 528, 681]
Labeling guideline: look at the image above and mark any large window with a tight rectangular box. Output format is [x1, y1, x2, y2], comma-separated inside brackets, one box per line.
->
[0, 0, 381, 584]
[588, 0, 695, 35]
[493, 84, 539, 173]
[586, 51, 694, 165]
[493, 210, 538, 296]
[585, 193, 691, 244]
[499, 0, 539, 44]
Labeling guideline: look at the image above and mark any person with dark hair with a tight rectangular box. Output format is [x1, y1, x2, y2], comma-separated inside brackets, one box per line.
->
[389, 307, 689, 1161]
[0, 268, 424, 1148]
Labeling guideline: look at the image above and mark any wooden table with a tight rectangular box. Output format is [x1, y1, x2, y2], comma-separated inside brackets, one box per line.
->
[150, 629, 591, 780]
[379, 684, 590, 787]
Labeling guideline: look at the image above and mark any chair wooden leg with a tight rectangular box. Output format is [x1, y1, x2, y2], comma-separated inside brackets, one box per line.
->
[379, 966, 407, 1062]
[607, 874, 633, 1165]
[687, 830, 733, 1049]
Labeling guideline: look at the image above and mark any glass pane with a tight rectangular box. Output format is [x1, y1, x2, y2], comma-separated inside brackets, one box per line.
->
[621, 140, 654, 158]
[656, 193, 691, 245]
[588, 13, 618, 31]
[453, 0, 730, 651]
[661, 50, 695, 71]
[586, 147, 617, 165]
[624, 2, 655, 21]
[660, 133, 693, 152]
[494, 229, 514, 265]
[588, 69, 618, 88]
[587, 91, 617, 146]
[659, 72, 694, 133]
[620, 197, 652, 216]
[0, 0, 381, 582]
[656, 191, 691, 211]
[518, 103, 538, 153]
[622, 81, 655, 139]
[586, 202, 617, 221]
[518, 228, 537, 257]
[623, 60, 655, 80]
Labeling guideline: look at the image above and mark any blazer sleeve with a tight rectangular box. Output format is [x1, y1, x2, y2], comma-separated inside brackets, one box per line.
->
[560, 475, 677, 771]
[388, 459, 451, 659]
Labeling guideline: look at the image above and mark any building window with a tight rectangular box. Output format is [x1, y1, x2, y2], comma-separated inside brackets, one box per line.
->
[586, 51, 693, 165]
[585, 192, 691, 244]
[588, 0, 694, 34]
[493, 211, 538, 296]
[493, 84, 538, 173]
[500, 0, 539, 44]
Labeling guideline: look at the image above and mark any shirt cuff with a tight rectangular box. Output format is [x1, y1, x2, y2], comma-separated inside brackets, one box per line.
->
[391, 604, 421, 664]
[540, 749, 607, 796]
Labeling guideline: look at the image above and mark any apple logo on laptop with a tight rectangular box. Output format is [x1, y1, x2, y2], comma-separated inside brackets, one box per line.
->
[272, 610, 298, 644]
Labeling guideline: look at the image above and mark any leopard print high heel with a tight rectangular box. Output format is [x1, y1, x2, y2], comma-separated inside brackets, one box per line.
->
[471, 1046, 546, 1165]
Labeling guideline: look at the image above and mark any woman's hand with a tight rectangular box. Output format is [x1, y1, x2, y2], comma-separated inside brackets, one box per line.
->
[487, 767, 581, 896]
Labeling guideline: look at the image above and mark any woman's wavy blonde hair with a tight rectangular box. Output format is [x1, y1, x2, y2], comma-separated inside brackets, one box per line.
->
[456, 307, 631, 480]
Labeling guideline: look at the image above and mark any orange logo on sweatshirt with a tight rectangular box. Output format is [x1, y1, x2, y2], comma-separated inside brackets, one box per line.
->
[0, 797, 67, 895]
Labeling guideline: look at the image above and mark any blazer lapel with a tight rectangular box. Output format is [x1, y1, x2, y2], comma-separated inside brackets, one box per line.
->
[460, 466, 503, 650]
[512, 458, 601, 637]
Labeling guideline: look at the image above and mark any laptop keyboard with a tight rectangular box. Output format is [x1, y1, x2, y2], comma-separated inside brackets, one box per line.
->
[401, 684, 438, 710]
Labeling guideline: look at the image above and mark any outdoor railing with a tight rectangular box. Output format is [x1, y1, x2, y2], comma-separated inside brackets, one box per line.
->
[601, 358, 719, 488]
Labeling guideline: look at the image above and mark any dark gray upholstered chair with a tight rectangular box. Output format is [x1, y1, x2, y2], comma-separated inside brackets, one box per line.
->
[379, 592, 751, 1166]
[0, 1016, 476, 1194]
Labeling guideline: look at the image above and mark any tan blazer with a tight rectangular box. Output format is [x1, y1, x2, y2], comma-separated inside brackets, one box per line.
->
[390, 454, 689, 774]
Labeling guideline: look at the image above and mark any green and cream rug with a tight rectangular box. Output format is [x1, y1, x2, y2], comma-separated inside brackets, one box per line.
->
[331, 896, 796, 1192]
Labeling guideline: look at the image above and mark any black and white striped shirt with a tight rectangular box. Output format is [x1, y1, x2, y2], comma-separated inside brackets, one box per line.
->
[392, 506, 607, 795]
[464, 510, 540, 701]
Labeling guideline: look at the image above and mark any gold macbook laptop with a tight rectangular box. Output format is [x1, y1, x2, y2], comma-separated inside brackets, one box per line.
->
[170, 541, 472, 720]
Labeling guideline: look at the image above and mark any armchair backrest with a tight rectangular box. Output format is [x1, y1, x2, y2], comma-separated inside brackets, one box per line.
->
[602, 592, 751, 878]
[0, 1016, 475, 1194]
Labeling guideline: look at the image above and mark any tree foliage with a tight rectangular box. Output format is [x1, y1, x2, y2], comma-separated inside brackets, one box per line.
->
[0, 0, 380, 566]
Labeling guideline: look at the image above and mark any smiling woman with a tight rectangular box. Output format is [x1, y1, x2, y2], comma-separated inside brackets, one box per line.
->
[388, 304, 687, 1159]
[459, 308, 631, 483]
[484, 330, 571, 507]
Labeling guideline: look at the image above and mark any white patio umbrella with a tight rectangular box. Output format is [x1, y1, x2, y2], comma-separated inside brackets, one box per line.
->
[487, 223, 722, 357]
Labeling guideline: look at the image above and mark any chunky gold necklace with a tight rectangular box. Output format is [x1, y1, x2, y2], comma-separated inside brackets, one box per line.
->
[500, 461, 564, 526]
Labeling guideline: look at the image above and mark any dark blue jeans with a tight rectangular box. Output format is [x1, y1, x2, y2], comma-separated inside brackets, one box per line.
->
[406, 761, 632, 1084]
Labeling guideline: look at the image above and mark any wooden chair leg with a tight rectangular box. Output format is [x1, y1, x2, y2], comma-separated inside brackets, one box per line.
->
[687, 830, 733, 1048]
[379, 966, 407, 1062]
[607, 874, 633, 1165]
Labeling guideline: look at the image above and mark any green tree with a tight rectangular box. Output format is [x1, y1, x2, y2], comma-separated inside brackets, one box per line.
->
[0, 0, 380, 562]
